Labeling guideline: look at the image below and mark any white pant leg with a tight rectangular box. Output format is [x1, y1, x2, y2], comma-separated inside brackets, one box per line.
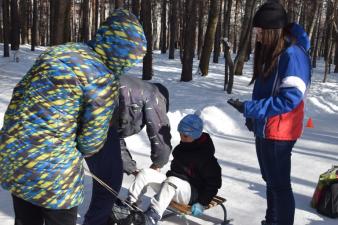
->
[128, 168, 167, 203]
[150, 176, 191, 216]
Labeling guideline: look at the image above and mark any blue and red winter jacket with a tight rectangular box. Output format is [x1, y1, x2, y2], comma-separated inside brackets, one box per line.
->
[244, 23, 311, 141]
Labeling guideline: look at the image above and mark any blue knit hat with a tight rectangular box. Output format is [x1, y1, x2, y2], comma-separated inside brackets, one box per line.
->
[177, 114, 203, 140]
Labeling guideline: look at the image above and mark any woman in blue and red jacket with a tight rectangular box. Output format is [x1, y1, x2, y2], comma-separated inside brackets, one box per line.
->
[228, 2, 311, 225]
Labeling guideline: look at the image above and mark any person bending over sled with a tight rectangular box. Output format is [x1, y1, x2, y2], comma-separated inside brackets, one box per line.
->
[112, 114, 222, 225]
[115, 76, 172, 175]
[84, 76, 171, 225]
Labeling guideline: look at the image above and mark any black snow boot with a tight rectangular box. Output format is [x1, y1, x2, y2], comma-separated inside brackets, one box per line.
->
[143, 207, 161, 225]
[109, 199, 132, 225]
[261, 220, 275, 225]
[128, 207, 161, 225]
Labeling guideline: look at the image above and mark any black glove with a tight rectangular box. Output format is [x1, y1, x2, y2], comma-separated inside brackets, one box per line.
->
[227, 98, 244, 113]
[245, 118, 254, 132]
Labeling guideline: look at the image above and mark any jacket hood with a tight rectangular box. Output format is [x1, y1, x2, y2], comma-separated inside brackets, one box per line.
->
[88, 9, 147, 75]
[289, 23, 310, 51]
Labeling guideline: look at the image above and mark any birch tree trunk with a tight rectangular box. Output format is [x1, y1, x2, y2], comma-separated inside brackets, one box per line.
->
[234, 0, 257, 75]
[3, 0, 10, 57]
[160, 0, 167, 53]
[213, 0, 223, 63]
[31, 0, 38, 51]
[10, 0, 20, 50]
[199, 0, 221, 76]
[141, 0, 153, 80]
[168, 0, 177, 59]
[181, 0, 197, 82]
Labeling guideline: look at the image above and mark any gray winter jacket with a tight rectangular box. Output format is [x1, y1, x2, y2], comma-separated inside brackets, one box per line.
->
[114, 76, 172, 170]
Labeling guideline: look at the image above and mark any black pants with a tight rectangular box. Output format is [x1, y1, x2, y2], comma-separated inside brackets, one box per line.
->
[12, 195, 77, 225]
[83, 127, 123, 225]
[120, 138, 137, 175]
[256, 137, 296, 225]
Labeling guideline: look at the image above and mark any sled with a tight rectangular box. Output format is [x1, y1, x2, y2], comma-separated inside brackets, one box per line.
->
[162, 195, 230, 224]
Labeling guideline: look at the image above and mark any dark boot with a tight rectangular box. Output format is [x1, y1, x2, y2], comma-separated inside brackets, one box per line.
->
[128, 207, 161, 225]
[261, 220, 276, 225]
[127, 211, 145, 225]
[110, 199, 132, 225]
[143, 207, 161, 225]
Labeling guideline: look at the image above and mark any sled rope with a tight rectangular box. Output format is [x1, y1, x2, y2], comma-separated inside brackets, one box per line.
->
[84, 167, 142, 212]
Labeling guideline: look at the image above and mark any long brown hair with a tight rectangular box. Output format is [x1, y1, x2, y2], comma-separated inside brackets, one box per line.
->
[250, 28, 286, 85]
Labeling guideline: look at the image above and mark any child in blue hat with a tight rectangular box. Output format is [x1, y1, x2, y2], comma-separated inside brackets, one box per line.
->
[112, 114, 222, 225]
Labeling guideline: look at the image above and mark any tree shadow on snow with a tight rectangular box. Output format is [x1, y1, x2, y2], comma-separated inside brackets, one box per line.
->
[221, 174, 336, 225]
[161, 213, 227, 225]
[307, 217, 338, 225]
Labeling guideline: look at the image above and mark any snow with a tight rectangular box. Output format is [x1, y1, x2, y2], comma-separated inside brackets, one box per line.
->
[0, 45, 337, 225]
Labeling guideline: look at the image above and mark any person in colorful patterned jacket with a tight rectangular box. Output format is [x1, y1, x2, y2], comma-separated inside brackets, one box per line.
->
[84, 76, 171, 225]
[0, 9, 146, 225]
[227, 1, 311, 225]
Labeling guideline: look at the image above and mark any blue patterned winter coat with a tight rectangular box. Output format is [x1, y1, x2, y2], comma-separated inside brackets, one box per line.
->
[0, 9, 146, 209]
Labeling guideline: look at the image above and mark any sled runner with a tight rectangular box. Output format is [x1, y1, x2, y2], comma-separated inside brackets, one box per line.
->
[162, 195, 231, 224]
[110, 196, 230, 225]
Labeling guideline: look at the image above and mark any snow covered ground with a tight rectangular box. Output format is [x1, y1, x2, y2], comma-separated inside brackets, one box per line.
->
[0, 45, 337, 225]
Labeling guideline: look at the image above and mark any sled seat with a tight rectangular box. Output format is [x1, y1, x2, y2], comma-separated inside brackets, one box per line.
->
[162, 195, 230, 224]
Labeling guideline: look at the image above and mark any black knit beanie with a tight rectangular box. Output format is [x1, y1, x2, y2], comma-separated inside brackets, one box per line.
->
[253, 0, 288, 29]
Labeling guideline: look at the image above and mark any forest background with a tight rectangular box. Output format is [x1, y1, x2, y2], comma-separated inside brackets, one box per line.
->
[0, 0, 336, 87]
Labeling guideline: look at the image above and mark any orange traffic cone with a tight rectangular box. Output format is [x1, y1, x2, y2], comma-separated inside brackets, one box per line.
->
[306, 117, 314, 128]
